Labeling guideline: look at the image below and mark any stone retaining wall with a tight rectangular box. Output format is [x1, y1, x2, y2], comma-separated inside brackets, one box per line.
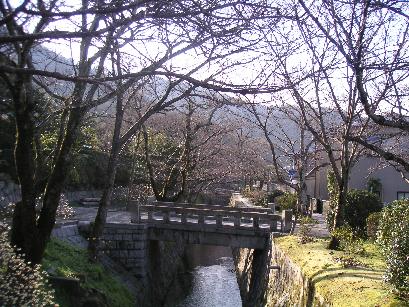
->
[98, 223, 148, 278]
[233, 235, 330, 307]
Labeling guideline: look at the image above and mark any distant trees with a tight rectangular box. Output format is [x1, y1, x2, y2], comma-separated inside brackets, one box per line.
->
[243, 100, 324, 219]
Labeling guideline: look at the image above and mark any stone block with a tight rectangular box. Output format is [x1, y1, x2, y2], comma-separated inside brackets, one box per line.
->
[132, 234, 147, 241]
[133, 241, 146, 249]
[102, 234, 113, 241]
[128, 250, 145, 258]
[109, 250, 120, 258]
[122, 234, 132, 241]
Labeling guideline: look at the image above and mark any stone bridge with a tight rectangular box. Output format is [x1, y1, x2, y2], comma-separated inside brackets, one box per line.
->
[136, 201, 291, 249]
[90, 201, 292, 277]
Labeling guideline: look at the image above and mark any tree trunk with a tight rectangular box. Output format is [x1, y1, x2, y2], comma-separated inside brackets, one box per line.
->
[88, 145, 121, 260]
[328, 181, 348, 250]
[10, 76, 43, 263]
[89, 106, 123, 260]
[36, 106, 86, 260]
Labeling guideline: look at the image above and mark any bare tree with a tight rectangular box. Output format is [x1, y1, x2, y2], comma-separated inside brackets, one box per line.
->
[296, 0, 409, 181]
[250, 2, 372, 248]
[87, 0, 286, 258]
[242, 100, 327, 225]
[140, 97, 221, 201]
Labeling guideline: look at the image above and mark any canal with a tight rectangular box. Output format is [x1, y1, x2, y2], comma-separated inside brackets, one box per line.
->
[176, 245, 242, 307]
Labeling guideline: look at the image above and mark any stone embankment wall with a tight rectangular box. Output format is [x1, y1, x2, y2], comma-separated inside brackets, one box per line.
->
[98, 223, 148, 278]
[78, 222, 190, 307]
[233, 235, 330, 307]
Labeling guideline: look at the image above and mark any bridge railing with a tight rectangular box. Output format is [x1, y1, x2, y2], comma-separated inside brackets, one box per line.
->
[137, 203, 284, 232]
[153, 201, 273, 213]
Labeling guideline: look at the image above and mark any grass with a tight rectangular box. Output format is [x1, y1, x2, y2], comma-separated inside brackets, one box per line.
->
[275, 236, 408, 307]
[42, 239, 134, 307]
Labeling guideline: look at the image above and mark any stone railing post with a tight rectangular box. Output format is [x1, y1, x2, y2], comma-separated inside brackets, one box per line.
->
[162, 211, 170, 223]
[234, 215, 240, 228]
[270, 219, 277, 231]
[216, 214, 223, 228]
[268, 202, 275, 214]
[198, 213, 205, 225]
[181, 211, 187, 224]
[253, 216, 259, 229]
[282, 210, 292, 232]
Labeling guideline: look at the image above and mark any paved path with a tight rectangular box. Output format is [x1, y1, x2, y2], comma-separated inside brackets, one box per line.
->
[68, 207, 132, 223]
[293, 213, 330, 238]
[231, 192, 257, 207]
[52, 207, 132, 247]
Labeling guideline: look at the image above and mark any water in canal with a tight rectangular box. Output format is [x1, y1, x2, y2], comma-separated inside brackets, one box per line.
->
[176, 245, 242, 307]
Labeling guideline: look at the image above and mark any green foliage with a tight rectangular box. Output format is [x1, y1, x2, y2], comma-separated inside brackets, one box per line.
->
[298, 216, 317, 244]
[366, 211, 382, 240]
[267, 189, 284, 202]
[0, 222, 55, 306]
[344, 189, 383, 236]
[40, 124, 113, 190]
[331, 225, 365, 256]
[326, 171, 339, 231]
[241, 187, 268, 207]
[367, 177, 382, 195]
[43, 239, 134, 307]
[2, 194, 74, 220]
[241, 185, 252, 198]
[377, 199, 409, 298]
[276, 191, 297, 211]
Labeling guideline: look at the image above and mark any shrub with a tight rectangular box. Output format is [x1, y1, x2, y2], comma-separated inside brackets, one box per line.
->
[367, 177, 382, 196]
[0, 194, 74, 222]
[298, 216, 317, 244]
[331, 224, 365, 255]
[344, 189, 383, 236]
[276, 192, 297, 211]
[0, 222, 55, 306]
[366, 211, 382, 240]
[36, 193, 75, 219]
[267, 189, 284, 203]
[241, 187, 268, 207]
[0, 202, 15, 219]
[377, 199, 409, 298]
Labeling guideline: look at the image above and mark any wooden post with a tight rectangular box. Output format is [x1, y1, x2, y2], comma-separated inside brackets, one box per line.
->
[148, 210, 153, 222]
